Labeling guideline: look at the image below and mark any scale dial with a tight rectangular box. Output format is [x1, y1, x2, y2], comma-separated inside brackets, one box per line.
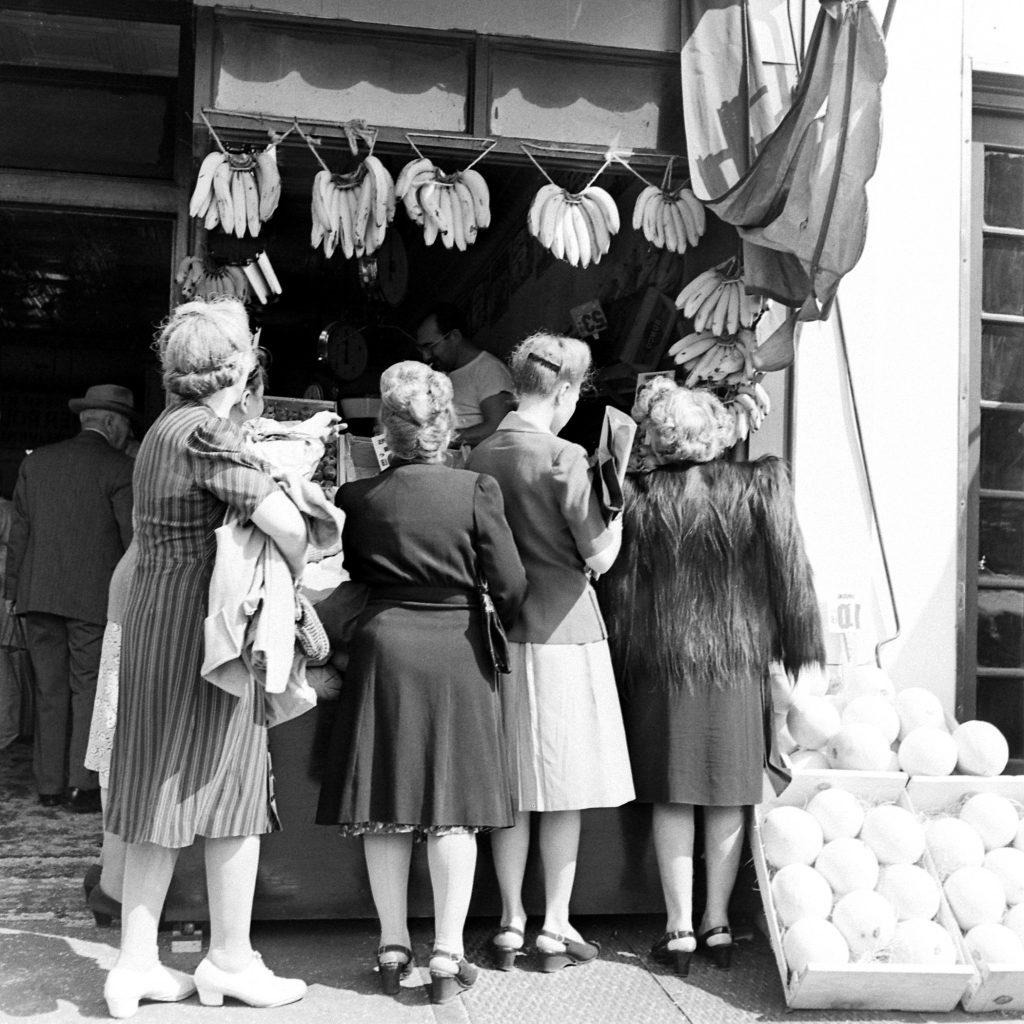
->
[325, 323, 369, 381]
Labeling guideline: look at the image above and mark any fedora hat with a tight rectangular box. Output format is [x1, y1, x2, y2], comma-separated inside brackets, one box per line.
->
[68, 384, 138, 421]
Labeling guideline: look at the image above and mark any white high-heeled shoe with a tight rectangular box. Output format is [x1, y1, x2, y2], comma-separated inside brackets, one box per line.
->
[103, 963, 196, 1019]
[193, 951, 306, 1008]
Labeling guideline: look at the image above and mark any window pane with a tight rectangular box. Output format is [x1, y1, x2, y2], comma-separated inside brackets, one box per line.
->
[983, 236, 1024, 317]
[214, 20, 468, 132]
[490, 49, 685, 151]
[977, 676, 1024, 759]
[978, 589, 1024, 668]
[981, 407, 1024, 491]
[985, 149, 1024, 230]
[980, 498, 1024, 577]
[983, 323, 1024, 402]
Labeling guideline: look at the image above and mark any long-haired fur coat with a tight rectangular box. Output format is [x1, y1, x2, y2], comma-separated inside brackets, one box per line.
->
[598, 456, 824, 695]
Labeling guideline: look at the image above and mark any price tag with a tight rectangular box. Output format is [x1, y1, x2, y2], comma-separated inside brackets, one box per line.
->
[371, 433, 391, 471]
[828, 593, 862, 634]
[569, 300, 608, 339]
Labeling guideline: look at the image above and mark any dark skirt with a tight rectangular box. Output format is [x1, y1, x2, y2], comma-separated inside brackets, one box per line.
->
[621, 673, 764, 807]
[316, 592, 514, 830]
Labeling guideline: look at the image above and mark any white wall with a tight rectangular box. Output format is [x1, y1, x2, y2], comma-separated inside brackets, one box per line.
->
[194, 0, 680, 52]
[790, 2, 965, 707]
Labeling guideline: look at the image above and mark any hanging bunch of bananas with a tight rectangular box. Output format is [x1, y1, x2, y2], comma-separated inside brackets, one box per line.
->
[526, 182, 620, 268]
[632, 184, 706, 253]
[674, 260, 766, 334]
[726, 382, 773, 443]
[188, 145, 281, 239]
[394, 157, 491, 251]
[310, 154, 396, 259]
[668, 328, 758, 388]
[175, 251, 282, 305]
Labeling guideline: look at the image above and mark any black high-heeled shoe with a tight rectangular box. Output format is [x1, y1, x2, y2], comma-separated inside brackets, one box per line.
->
[698, 925, 733, 969]
[87, 884, 122, 928]
[428, 949, 478, 1005]
[535, 930, 600, 973]
[650, 930, 695, 976]
[375, 944, 413, 995]
[490, 925, 525, 971]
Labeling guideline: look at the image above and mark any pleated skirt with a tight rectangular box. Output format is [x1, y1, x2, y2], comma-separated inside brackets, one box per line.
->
[502, 640, 635, 812]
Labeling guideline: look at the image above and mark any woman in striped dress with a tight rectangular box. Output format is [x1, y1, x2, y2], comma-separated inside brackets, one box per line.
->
[102, 299, 308, 1019]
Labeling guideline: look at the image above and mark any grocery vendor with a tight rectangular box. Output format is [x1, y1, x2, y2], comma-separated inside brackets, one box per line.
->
[414, 302, 516, 447]
[597, 377, 825, 978]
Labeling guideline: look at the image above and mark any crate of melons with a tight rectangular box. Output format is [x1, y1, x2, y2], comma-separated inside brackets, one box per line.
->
[753, 771, 975, 1010]
[907, 775, 1024, 1012]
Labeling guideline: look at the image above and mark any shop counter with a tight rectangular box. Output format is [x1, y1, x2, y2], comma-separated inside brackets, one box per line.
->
[163, 697, 673, 924]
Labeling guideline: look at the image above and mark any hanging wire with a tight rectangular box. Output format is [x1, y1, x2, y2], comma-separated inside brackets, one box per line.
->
[404, 131, 498, 169]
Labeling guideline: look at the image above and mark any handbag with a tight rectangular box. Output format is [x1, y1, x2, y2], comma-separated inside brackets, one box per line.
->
[295, 591, 331, 663]
[477, 575, 511, 676]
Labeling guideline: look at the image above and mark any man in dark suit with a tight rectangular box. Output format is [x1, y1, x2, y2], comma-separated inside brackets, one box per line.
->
[4, 384, 135, 811]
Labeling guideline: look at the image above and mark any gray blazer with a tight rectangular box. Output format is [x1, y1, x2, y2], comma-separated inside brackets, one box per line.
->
[5, 430, 134, 624]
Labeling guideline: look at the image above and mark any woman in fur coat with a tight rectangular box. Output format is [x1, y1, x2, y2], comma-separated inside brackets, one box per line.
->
[598, 377, 825, 976]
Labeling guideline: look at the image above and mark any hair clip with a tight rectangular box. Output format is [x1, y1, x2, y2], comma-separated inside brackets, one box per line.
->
[527, 352, 562, 373]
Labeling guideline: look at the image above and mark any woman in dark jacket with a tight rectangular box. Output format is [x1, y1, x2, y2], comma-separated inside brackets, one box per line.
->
[598, 377, 824, 976]
[316, 361, 527, 1005]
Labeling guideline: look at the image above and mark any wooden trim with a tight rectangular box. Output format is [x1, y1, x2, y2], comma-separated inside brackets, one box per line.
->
[0, 169, 178, 214]
[0, 0, 186, 23]
[973, 69, 1024, 117]
[469, 36, 490, 139]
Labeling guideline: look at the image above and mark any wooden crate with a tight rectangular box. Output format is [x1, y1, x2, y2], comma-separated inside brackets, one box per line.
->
[753, 771, 975, 1011]
[907, 775, 1024, 1013]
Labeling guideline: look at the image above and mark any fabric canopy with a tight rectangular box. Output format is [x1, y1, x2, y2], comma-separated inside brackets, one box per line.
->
[680, 0, 887, 322]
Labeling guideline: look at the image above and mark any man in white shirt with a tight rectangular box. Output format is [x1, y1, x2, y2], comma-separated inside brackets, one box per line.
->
[415, 303, 516, 447]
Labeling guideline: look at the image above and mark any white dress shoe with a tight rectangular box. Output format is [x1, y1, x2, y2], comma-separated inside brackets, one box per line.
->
[103, 963, 196, 1019]
[193, 951, 307, 1008]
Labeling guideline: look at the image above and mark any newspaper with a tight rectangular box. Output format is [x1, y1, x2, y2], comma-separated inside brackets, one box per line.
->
[594, 406, 637, 522]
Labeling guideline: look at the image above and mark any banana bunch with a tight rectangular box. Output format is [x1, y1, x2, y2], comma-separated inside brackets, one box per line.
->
[175, 251, 282, 305]
[668, 327, 758, 387]
[527, 183, 620, 268]
[310, 154, 396, 259]
[632, 185, 706, 253]
[674, 262, 766, 334]
[394, 157, 491, 251]
[727, 382, 773, 443]
[188, 145, 281, 238]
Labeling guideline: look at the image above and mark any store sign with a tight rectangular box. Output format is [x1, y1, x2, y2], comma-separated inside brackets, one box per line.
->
[569, 299, 608, 339]
[828, 593, 862, 634]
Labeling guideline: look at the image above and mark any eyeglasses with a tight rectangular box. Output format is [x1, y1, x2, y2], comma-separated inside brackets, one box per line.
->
[416, 330, 451, 356]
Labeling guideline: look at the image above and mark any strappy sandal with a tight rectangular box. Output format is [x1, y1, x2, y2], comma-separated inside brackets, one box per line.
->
[651, 930, 696, 976]
[698, 925, 733, 969]
[429, 948, 478, 1005]
[376, 944, 413, 995]
[490, 925, 526, 971]
[535, 930, 600, 973]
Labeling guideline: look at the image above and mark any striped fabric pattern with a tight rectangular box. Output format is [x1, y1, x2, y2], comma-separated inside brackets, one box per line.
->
[106, 402, 279, 847]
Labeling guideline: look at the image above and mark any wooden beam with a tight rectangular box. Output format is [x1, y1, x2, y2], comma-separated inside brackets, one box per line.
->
[0, 170, 179, 214]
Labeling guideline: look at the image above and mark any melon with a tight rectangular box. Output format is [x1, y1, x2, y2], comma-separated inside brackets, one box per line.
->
[964, 922, 1024, 966]
[1014, 820, 1024, 853]
[843, 664, 897, 703]
[895, 687, 947, 740]
[806, 788, 865, 842]
[825, 723, 895, 771]
[897, 727, 958, 776]
[782, 918, 850, 973]
[984, 846, 1024, 905]
[860, 804, 926, 865]
[776, 722, 798, 756]
[876, 863, 942, 921]
[889, 918, 958, 966]
[842, 695, 901, 745]
[953, 720, 1010, 777]
[960, 792, 1020, 851]
[787, 695, 842, 750]
[831, 889, 898, 959]
[789, 748, 831, 772]
[771, 863, 834, 927]
[1003, 902, 1024, 946]
[925, 815, 986, 876]
[944, 866, 1007, 930]
[760, 806, 824, 869]
[815, 837, 880, 894]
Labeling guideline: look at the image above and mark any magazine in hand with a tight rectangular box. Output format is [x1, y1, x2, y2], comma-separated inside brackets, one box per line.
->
[594, 406, 637, 522]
